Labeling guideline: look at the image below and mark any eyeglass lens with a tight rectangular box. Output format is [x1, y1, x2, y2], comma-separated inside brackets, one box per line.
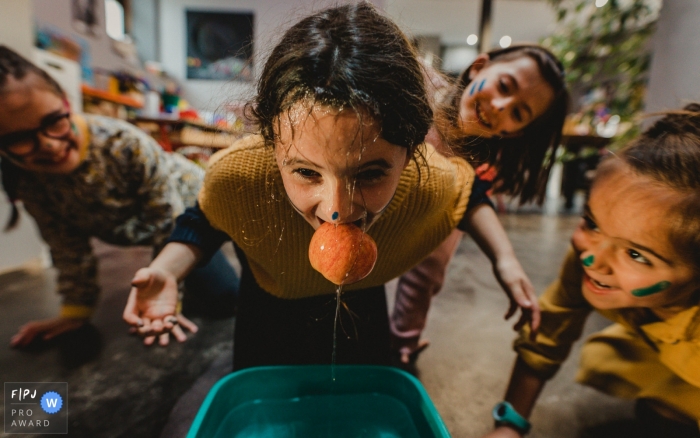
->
[2, 114, 72, 156]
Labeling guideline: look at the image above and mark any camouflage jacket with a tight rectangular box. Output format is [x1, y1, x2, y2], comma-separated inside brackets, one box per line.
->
[17, 115, 204, 318]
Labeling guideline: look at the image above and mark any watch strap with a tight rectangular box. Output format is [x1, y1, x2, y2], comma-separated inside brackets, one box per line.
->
[492, 401, 531, 435]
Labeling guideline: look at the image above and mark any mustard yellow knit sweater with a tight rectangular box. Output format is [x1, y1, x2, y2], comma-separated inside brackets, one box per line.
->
[199, 134, 474, 299]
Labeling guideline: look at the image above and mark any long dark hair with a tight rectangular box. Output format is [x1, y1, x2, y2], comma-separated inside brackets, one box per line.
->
[0, 45, 66, 230]
[249, 2, 432, 157]
[437, 44, 569, 204]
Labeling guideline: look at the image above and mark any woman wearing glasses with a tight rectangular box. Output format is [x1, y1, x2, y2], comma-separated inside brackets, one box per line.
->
[0, 46, 238, 347]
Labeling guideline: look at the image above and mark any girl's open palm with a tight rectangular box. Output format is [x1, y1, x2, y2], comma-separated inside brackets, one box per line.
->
[123, 267, 197, 346]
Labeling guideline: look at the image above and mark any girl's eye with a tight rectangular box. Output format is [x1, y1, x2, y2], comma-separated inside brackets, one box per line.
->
[582, 215, 598, 231]
[499, 79, 509, 93]
[627, 249, 651, 265]
[356, 169, 387, 184]
[293, 168, 320, 179]
[512, 108, 523, 123]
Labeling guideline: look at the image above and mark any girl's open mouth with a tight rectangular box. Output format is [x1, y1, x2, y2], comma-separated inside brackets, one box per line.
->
[318, 216, 371, 229]
[584, 273, 614, 294]
[37, 148, 70, 165]
[475, 101, 493, 129]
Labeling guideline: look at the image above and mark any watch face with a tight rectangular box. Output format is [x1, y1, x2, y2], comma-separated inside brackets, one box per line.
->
[494, 402, 509, 419]
[493, 401, 531, 434]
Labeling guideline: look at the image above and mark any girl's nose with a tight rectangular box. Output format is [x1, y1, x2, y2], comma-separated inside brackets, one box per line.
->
[582, 244, 613, 275]
[321, 180, 356, 223]
[492, 95, 514, 113]
[35, 133, 63, 154]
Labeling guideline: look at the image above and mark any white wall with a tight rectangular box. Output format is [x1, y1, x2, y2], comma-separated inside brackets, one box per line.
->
[644, 0, 700, 113]
[0, 0, 50, 272]
[159, 0, 554, 111]
[131, 0, 160, 63]
[0, 0, 34, 55]
[386, 0, 556, 47]
[159, 0, 385, 112]
[33, 0, 134, 72]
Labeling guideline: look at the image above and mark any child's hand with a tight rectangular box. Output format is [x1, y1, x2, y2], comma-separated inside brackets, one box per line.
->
[480, 426, 525, 438]
[123, 267, 198, 346]
[493, 256, 540, 335]
[126, 313, 199, 346]
[10, 317, 86, 348]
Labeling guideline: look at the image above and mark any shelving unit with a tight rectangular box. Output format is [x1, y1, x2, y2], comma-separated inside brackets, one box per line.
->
[129, 116, 241, 152]
[81, 84, 143, 119]
[81, 84, 144, 108]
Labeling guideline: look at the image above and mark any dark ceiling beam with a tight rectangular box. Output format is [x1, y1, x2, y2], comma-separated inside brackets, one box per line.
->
[478, 0, 493, 53]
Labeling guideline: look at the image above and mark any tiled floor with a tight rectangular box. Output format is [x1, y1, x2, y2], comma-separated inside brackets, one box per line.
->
[0, 205, 641, 438]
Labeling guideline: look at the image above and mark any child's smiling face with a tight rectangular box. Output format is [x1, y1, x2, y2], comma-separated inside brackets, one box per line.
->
[571, 161, 699, 315]
[0, 74, 82, 174]
[457, 55, 555, 138]
[275, 103, 410, 230]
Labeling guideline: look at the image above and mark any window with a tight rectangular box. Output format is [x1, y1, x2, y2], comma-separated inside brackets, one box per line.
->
[105, 0, 125, 41]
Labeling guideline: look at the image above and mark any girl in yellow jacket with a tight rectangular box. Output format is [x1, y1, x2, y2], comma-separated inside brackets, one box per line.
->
[482, 105, 700, 438]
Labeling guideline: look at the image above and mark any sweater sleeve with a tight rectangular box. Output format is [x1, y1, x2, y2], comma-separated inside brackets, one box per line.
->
[21, 199, 98, 319]
[455, 176, 495, 231]
[513, 246, 594, 379]
[166, 202, 230, 266]
[108, 123, 197, 245]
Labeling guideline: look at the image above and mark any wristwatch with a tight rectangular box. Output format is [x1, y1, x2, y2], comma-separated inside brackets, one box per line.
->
[492, 401, 531, 435]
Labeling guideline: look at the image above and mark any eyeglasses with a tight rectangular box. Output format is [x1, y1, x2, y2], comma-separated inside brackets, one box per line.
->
[0, 113, 72, 158]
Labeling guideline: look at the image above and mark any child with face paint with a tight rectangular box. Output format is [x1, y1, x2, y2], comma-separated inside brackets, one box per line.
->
[0, 46, 239, 347]
[481, 104, 700, 438]
[392, 45, 569, 365]
[121, 3, 530, 370]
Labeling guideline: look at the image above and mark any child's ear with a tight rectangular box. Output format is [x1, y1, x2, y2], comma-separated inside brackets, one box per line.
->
[468, 54, 491, 81]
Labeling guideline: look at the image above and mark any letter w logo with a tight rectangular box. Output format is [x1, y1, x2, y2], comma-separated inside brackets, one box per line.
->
[46, 398, 58, 408]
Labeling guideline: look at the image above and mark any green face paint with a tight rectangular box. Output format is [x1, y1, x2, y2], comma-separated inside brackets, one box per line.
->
[582, 255, 594, 267]
[631, 281, 671, 297]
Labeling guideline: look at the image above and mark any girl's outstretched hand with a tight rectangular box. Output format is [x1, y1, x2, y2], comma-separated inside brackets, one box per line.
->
[493, 256, 540, 336]
[123, 267, 198, 346]
[10, 317, 86, 347]
[480, 426, 525, 438]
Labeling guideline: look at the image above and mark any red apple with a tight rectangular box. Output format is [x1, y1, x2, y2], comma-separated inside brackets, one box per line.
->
[309, 222, 378, 285]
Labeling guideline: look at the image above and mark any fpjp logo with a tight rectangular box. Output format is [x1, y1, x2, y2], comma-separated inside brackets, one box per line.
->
[4, 382, 68, 434]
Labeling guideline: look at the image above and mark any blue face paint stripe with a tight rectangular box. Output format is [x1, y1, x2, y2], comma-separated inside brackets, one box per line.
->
[469, 83, 477, 96]
[332, 212, 339, 220]
[478, 79, 486, 91]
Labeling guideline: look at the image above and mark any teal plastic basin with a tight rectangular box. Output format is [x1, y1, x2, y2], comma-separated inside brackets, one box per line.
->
[187, 365, 451, 438]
